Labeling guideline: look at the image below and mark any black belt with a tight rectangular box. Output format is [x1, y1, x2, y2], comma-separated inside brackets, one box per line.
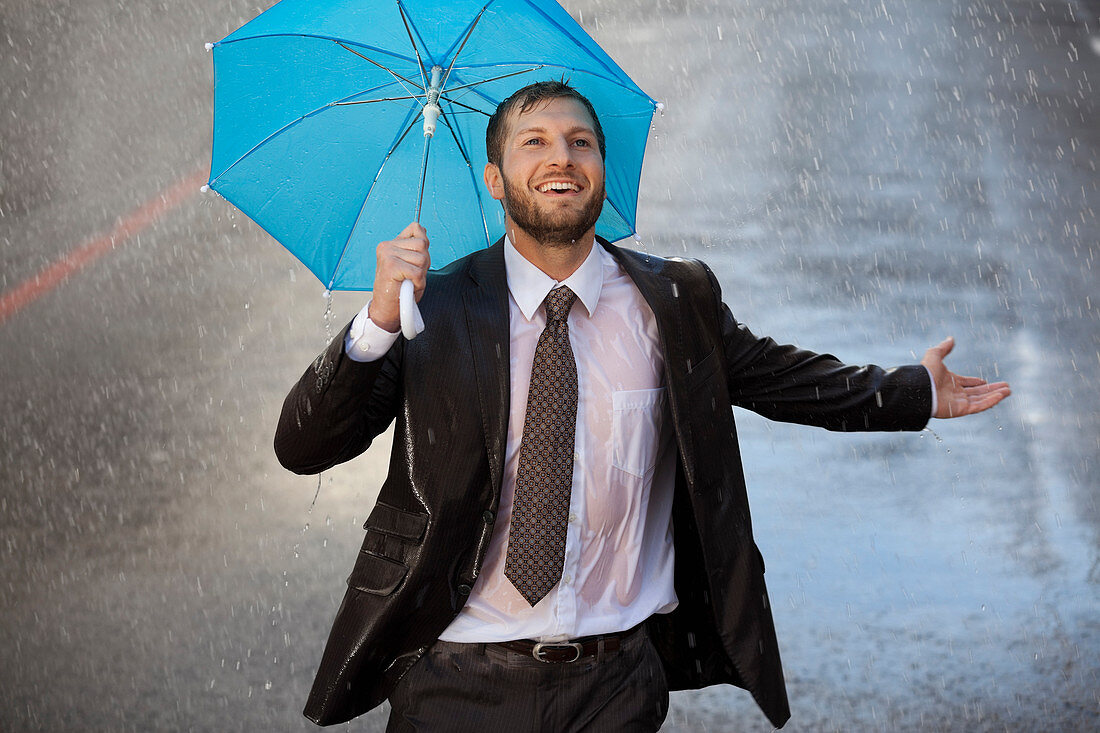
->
[492, 623, 644, 663]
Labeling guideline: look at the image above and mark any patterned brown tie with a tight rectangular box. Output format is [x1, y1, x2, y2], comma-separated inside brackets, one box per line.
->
[505, 286, 579, 606]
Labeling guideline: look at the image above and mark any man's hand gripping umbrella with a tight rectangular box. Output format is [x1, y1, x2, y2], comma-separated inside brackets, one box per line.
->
[369, 221, 429, 337]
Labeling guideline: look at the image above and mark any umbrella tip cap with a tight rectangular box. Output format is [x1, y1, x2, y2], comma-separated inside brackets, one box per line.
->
[200, 184, 210, 193]
[205, 42, 214, 51]
[655, 102, 665, 112]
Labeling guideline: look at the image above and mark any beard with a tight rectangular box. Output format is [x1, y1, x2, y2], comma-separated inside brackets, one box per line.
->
[501, 173, 604, 247]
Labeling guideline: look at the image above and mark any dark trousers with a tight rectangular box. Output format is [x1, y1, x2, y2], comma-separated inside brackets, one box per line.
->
[386, 627, 670, 732]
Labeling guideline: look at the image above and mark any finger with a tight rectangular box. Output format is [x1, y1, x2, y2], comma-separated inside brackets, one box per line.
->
[387, 234, 429, 254]
[388, 247, 430, 270]
[380, 247, 428, 284]
[925, 336, 955, 361]
[377, 238, 429, 274]
[962, 381, 1009, 395]
[392, 258, 426, 280]
[952, 374, 988, 388]
[398, 222, 427, 240]
[967, 390, 1009, 414]
[400, 258, 428, 287]
[961, 384, 997, 398]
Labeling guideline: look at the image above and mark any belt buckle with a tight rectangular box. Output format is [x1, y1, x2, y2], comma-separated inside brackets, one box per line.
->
[531, 641, 583, 663]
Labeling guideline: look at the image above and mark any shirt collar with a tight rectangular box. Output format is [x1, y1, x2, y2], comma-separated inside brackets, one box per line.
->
[504, 235, 604, 321]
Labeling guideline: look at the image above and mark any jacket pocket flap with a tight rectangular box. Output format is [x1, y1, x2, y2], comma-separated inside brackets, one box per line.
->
[687, 346, 720, 384]
[363, 502, 428, 541]
[347, 551, 408, 596]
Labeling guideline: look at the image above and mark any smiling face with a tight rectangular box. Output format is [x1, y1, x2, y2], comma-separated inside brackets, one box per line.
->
[484, 96, 606, 249]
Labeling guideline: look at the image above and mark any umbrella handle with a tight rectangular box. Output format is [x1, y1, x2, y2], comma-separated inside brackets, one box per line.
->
[399, 279, 425, 340]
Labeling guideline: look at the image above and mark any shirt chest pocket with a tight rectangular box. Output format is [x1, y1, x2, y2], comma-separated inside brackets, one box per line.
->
[612, 387, 667, 478]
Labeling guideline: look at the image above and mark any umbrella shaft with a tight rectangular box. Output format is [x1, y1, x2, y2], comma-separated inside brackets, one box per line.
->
[416, 66, 443, 222]
[426, 65, 443, 107]
[422, 65, 443, 138]
[415, 134, 431, 223]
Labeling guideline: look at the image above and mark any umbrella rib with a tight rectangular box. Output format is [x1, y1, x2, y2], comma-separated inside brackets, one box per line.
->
[217, 33, 413, 62]
[335, 41, 425, 103]
[431, 66, 547, 118]
[445, 76, 503, 115]
[395, 1, 429, 92]
[395, 0, 438, 67]
[437, 107, 492, 248]
[439, 1, 494, 93]
[333, 95, 422, 107]
[454, 61, 653, 106]
[434, 95, 491, 117]
[441, 66, 543, 95]
[219, 33, 424, 78]
[328, 109, 423, 289]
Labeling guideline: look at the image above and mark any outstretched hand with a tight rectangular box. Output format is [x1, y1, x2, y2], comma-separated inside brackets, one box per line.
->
[920, 337, 1011, 419]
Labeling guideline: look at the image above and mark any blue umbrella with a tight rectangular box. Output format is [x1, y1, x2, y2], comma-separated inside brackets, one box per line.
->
[206, 0, 657, 336]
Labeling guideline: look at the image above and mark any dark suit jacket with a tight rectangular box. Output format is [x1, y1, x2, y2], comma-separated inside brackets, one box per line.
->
[274, 238, 932, 728]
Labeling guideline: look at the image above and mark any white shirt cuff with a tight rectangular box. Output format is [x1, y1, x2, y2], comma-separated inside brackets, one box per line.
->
[923, 365, 938, 418]
[345, 298, 400, 362]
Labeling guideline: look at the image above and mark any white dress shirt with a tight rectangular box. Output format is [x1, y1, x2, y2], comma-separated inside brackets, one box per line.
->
[346, 239, 680, 642]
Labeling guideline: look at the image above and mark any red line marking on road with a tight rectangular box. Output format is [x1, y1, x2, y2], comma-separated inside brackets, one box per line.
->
[0, 168, 208, 325]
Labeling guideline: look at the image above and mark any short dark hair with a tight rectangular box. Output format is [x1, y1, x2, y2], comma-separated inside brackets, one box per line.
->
[485, 80, 606, 166]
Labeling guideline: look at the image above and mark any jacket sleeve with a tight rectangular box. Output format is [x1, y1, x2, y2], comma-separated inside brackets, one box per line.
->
[274, 322, 403, 474]
[702, 264, 931, 432]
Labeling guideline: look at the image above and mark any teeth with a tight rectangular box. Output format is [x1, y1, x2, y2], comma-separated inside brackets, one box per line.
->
[538, 181, 580, 192]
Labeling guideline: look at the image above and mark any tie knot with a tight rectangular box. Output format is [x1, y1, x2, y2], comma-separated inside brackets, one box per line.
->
[543, 286, 577, 324]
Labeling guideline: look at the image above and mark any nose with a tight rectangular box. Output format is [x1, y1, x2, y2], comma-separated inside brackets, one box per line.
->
[546, 137, 574, 168]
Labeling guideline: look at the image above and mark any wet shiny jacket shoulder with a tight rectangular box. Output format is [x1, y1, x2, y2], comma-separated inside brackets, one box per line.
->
[274, 239, 932, 728]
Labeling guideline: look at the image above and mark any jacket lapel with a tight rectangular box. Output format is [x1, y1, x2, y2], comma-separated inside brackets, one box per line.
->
[462, 239, 511, 494]
[604, 241, 698, 485]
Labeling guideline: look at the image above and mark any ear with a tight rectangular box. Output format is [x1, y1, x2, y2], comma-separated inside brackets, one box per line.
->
[484, 162, 504, 201]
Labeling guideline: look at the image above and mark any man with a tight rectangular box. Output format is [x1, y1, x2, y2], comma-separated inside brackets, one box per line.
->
[275, 81, 1009, 731]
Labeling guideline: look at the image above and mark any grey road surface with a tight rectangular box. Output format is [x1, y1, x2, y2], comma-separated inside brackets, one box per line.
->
[1, 0, 1097, 730]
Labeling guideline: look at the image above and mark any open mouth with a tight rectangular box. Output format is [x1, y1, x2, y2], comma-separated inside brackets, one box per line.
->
[535, 180, 583, 195]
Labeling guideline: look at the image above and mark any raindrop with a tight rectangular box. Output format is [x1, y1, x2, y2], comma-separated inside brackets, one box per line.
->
[309, 474, 322, 513]
[322, 290, 334, 342]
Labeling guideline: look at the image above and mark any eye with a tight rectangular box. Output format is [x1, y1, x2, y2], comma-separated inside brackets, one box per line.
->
[523, 137, 542, 146]
[573, 138, 591, 148]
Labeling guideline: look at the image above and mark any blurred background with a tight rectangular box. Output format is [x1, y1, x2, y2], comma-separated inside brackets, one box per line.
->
[1, 0, 1097, 730]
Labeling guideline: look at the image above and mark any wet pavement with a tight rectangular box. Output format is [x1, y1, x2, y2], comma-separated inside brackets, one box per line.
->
[1, 0, 1097, 730]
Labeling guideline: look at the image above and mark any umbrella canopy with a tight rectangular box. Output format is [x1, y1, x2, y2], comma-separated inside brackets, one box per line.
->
[207, 0, 658, 292]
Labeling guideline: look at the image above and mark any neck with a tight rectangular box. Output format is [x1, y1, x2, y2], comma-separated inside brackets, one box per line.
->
[506, 219, 596, 281]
